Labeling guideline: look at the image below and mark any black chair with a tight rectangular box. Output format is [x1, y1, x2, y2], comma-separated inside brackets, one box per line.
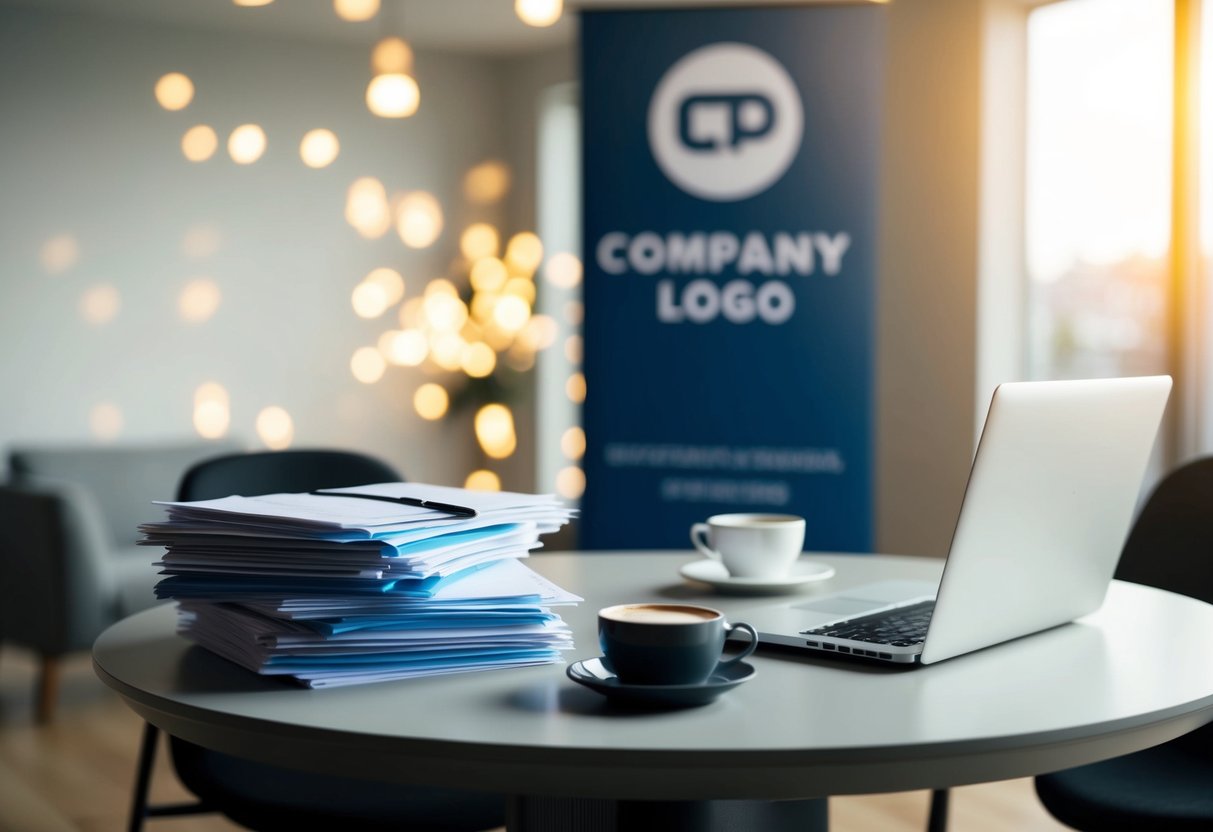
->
[129, 449, 507, 832]
[1034, 456, 1213, 830]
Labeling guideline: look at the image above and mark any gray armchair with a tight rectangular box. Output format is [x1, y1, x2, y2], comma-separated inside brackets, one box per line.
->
[0, 442, 236, 721]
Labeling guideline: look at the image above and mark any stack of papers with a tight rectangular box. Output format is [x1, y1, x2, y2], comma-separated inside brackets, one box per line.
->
[142, 482, 580, 688]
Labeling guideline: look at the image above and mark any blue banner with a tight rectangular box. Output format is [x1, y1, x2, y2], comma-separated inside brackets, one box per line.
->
[580, 5, 883, 551]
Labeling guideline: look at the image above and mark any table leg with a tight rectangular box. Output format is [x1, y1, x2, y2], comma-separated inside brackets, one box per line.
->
[506, 796, 828, 831]
[927, 788, 950, 832]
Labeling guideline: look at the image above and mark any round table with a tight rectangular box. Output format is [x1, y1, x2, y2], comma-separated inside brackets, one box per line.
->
[94, 552, 1213, 831]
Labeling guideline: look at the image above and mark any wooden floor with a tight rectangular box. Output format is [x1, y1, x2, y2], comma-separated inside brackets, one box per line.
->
[0, 647, 1071, 832]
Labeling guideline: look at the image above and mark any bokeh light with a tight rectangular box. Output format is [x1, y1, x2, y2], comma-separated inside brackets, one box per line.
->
[545, 251, 583, 288]
[228, 124, 267, 164]
[519, 314, 558, 351]
[429, 332, 466, 371]
[89, 403, 123, 441]
[334, 0, 379, 21]
[505, 341, 536, 372]
[470, 292, 496, 325]
[154, 72, 194, 111]
[470, 257, 509, 293]
[460, 223, 500, 260]
[564, 300, 584, 326]
[345, 177, 391, 238]
[505, 231, 544, 274]
[365, 267, 405, 305]
[396, 191, 443, 248]
[351, 281, 390, 318]
[256, 406, 294, 449]
[503, 277, 536, 305]
[483, 320, 516, 353]
[425, 278, 459, 297]
[40, 234, 78, 274]
[193, 400, 230, 438]
[422, 291, 468, 332]
[515, 0, 563, 28]
[371, 36, 413, 74]
[566, 371, 586, 403]
[366, 73, 420, 118]
[460, 319, 484, 343]
[560, 426, 586, 460]
[193, 382, 230, 439]
[414, 383, 449, 420]
[179, 278, 222, 323]
[382, 328, 428, 366]
[233, 0, 275, 6]
[182, 224, 222, 258]
[555, 465, 586, 500]
[377, 329, 400, 354]
[194, 382, 229, 406]
[464, 469, 501, 491]
[475, 403, 517, 459]
[492, 294, 531, 333]
[350, 346, 387, 383]
[564, 333, 583, 364]
[461, 341, 497, 378]
[80, 284, 120, 325]
[463, 161, 511, 204]
[299, 128, 340, 168]
[181, 125, 218, 162]
[399, 296, 424, 328]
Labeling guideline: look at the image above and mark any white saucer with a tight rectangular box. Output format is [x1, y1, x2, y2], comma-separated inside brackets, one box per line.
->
[679, 558, 836, 594]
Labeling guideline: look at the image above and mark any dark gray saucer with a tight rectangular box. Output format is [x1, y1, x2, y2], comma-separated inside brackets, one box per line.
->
[566, 657, 756, 708]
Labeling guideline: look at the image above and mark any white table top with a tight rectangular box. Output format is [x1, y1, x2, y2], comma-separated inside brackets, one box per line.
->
[93, 552, 1213, 800]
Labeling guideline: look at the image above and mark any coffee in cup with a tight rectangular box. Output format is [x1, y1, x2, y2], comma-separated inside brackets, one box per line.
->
[690, 513, 805, 579]
[598, 603, 758, 685]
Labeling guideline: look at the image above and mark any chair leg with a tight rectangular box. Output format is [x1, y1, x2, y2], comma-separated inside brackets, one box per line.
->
[35, 653, 60, 724]
[927, 788, 950, 832]
[128, 722, 160, 832]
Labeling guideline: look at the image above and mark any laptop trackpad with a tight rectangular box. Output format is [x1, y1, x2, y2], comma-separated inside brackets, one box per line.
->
[794, 597, 885, 616]
[792, 580, 938, 614]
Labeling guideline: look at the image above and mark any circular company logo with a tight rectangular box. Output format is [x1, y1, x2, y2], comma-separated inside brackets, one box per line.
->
[647, 43, 805, 202]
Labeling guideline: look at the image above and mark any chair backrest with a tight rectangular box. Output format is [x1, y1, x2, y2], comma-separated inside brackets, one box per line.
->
[1114, 456, 1213, 606]
[177, 449, 402, 502]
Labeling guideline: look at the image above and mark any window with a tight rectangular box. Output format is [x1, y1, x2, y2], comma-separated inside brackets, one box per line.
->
[536, 83, 584, 502]
[1025, 0, 1173, 382]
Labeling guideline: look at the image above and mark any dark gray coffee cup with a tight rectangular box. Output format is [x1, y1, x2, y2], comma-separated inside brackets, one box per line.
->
[597, 603, 759, 685]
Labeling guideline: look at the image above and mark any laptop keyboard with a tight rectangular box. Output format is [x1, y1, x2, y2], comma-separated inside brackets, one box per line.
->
[800, 600, 935, 647]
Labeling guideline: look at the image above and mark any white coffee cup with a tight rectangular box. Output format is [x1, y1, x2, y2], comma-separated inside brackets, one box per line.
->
[690, 513, 806, 579]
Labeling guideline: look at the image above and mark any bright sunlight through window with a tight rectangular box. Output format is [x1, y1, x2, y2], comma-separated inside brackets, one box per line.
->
[1026, 0, 1172, 381]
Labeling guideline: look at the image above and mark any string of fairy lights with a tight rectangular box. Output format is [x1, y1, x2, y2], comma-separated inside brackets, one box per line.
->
[49, 0, 585, 499]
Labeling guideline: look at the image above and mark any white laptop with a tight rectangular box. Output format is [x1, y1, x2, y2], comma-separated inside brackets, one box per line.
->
[746, 375, 1172, 665]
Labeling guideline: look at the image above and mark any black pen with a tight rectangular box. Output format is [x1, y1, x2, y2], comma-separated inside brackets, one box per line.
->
[308, 490, 478, 518]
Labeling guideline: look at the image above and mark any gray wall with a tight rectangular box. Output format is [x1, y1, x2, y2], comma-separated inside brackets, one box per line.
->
[0, 7, 512, 484]
[877, 0, 983, 557]
[875, 0, 1038, 558]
